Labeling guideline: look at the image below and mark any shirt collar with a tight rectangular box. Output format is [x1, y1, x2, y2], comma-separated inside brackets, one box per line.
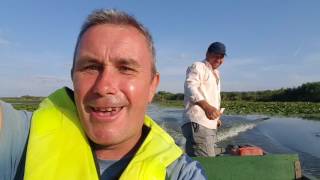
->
[203, 60, 215, 71]
[203, 60, 220, 78]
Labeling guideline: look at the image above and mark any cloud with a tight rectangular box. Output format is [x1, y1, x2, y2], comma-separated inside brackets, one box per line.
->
[304, 52, 320, 65]
[223, 57, 265, 73]
[160, 66, 187, 76]
[0, 29, 15, 47]
[0, 36, 11, 46]
[177, 53, 190, 60]
[35, 75, 71, 84]
[158, 78, 185, 93]
[220, 51, 320, 92]
[158, 52, 195, 64]
[0, 75, 73, 97]
[0, 45, 74, 96]
[293, 40, 305, 57]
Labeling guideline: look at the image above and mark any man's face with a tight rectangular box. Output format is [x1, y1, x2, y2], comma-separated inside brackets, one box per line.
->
[72, 24, 159, 149]
[206, 53, 224, 69]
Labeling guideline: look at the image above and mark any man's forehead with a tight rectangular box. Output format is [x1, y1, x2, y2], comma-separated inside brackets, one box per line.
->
[208, 53, 224, 58]
[76, 53, 141, 67]
[81, 24, 147, 44]
[78, 25, 149, 53]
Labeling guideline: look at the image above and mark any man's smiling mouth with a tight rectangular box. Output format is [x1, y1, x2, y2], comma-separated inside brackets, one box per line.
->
[90, 106, 125, 121]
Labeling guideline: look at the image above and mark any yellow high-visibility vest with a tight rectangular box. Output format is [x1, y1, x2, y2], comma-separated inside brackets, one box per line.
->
[25, 87, 183, 180]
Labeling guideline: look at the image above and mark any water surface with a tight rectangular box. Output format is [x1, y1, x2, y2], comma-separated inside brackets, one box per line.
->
[147, 104, 320, 178]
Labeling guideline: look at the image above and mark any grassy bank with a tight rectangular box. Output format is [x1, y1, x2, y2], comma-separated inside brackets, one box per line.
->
[154, 100, 320, 120]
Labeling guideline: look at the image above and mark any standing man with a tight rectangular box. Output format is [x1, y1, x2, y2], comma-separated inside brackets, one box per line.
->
[182, 42, 226, 157]
[0, 9, 207, 179]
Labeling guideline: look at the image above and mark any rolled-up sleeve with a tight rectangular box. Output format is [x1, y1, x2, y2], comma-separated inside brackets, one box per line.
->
[0, 101, 31, 180]
[184, 63, 205, 103]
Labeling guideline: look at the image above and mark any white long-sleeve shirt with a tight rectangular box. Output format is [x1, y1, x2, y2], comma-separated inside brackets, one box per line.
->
[182, 60, 221, 129]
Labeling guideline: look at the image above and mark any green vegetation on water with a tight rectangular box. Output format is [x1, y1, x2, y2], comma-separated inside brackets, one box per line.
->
[10, 103, 40, 112]
[1, 82, 319, 120]
[0, 96, 43, 112]
[154, 100, 320, 120]
[222, 101, 320, 120]
[153, 82, 320, 120]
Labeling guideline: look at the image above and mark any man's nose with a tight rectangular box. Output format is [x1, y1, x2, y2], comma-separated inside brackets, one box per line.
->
[92, 68, 117, 96]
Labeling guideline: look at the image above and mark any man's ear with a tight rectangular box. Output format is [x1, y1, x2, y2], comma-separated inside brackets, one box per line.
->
[148, 73, 160, 103]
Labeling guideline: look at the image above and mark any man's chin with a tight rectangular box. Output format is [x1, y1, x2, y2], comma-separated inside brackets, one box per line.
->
[91, 136, 118, 147]
[90, 128, 125, 144]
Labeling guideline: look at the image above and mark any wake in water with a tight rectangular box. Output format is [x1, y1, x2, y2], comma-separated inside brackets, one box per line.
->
[217, 116, 270, 142]
[151, 107, 270, 148]
[217, 123, 256, 142]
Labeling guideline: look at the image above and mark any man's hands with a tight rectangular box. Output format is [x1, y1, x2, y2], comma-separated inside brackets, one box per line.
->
[196, 100, 224, 127]
[196, 100, 221, 120]
[204, 104, 221, 120]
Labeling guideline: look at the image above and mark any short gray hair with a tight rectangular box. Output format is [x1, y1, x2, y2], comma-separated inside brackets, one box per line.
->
[71, 9, 157, 77]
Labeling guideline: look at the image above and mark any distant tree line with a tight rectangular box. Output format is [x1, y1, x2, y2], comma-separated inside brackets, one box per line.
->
[153, 91, 184, 101]
[153, 82, 320, 102]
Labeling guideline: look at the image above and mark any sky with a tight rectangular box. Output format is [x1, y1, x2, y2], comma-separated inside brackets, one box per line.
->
[1, 0, 319, 97]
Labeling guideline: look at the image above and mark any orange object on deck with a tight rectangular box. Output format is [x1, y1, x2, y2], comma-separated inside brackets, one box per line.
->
[238, 146, 264, 156]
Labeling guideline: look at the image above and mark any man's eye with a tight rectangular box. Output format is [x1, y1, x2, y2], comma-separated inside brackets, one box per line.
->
[119, 66, 136, 73]
[84, 65, 100, 71]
